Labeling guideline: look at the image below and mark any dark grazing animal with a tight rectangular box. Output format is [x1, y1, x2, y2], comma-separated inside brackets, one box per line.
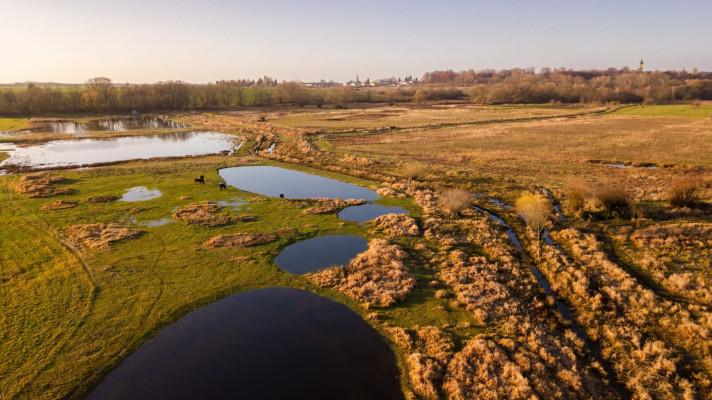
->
[219, 183, 227, 190]
[279, 193, 285, 199]
[194, 175, 205, 185]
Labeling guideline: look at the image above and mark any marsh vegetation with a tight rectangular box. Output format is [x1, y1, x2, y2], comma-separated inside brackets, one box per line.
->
[1, 101, 710, 399]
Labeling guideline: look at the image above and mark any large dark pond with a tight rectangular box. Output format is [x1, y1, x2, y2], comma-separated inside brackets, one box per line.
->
[338, 204, 408, 222]
[87, 287, 403, 400]
[0, 131, 237, 169]
[274, 235, 367, 274]
[219, 166, 378, 200]
[34, 116, 186, 134]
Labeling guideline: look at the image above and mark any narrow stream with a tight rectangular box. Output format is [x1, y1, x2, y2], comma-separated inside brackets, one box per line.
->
[472, 202, 630, 397]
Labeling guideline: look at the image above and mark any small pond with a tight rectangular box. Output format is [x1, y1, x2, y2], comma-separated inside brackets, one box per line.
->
[219, 166, 378, 201]
[34, 116, 186, 134]
[0, 131, 238, 169]
[338, 204, 408, 222]
[274, 235, 367, 274]
[121, 187, 163, 202]
[87, 287, 403, 400]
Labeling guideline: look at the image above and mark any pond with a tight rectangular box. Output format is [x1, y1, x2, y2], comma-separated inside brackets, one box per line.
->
[219, 166, 378, 201]
[274, 235, 367, 274]
[87, 287, 403, 400]
[338, 204, 408, 223]
[0, 131, 238, 169]
[121, 187, 163, 202]
[33, 116, 186, 134]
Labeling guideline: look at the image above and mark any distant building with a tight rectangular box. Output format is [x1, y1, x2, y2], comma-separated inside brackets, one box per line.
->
[639, 59, 645, 72]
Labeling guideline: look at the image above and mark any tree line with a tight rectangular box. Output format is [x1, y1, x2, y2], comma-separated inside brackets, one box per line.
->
[2, 68, 712, 116]
[423, 68, 712, 104]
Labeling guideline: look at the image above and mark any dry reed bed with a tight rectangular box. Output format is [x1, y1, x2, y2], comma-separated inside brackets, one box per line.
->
[535, 228, 710, 399]
[372, 214, 420, 237]
[11, 174, 73, 198]
[613, 223, 712, 305]
[288, 198, 365, 215]
[172, 202, 254, 227]
[64, 223, 141, 250]
[400, 186, 616, 399]
[308, 239, 415, 307]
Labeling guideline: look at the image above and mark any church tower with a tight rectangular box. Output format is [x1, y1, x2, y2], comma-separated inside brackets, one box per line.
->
[639, 59, 645, 72]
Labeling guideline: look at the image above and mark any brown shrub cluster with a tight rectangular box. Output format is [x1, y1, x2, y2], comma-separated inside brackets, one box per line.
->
[387, 326, 455, 399]
[203, 233, 277, 248]
[64, 223, 141, 250]
[308, 239, 415, 307]
[372, 214, 420, 237]
[11, 174, 73, 198]
[443, 337, 535, 400]
[376, 186, 407, 199]
[41, 200, 78, 211]
[668, 177, 702, 207]
[172, 202, 249, 227]
[437, 187, 471, 213]
[299, 198, 366, 215]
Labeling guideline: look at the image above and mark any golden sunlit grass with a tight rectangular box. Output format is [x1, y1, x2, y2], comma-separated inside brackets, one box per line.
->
[268, 103, 605, 131]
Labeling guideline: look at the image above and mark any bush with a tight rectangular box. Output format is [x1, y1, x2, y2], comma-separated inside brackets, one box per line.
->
[438, 188, 471, 213]
[515, 192, 552, 247]
[596, 185, 631, 216]
[402, 162, 427, 180]
[668, 177, 701, 207]
[565, 179, 588, 213]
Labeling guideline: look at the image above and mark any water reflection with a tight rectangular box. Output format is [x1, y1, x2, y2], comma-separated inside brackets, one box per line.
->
[121, 187, 163, 202]
[35, 116, 186, 134]
[0, 131, 238, 169]
[87, 287, 403, 400]
[275, 235, 367, 274]
[219, 166, 378, 200]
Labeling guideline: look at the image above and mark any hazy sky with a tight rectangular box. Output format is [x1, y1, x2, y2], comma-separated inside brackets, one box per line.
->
[2, 0, 711, 83]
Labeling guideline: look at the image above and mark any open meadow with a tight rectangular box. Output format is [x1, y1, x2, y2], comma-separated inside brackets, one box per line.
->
[1, 102, 711, 399]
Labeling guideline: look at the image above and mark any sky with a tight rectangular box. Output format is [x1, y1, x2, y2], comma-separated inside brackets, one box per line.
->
[1, 0, 711, 83]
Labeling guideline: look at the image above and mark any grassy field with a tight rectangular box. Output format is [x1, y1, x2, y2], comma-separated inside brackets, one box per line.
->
[614, 103, 712, 118]
[267, 103, 606, 132]
[0, 156, 482, 399]
[0, 118, 30, 131]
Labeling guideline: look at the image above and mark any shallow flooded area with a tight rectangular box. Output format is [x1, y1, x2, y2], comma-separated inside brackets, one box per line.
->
[338, 203, 408, 222]
[274, 235, 367, 274]
[219, 166, 378, 200]
[0, 131, 237, 169]
[121, 186, 162, 202]
[87, 287, 403, 400]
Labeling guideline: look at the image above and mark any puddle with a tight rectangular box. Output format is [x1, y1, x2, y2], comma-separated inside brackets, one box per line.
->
[338, 204, 408, 222]
[121, 187, 162, 202]
[141, 218, 173, 227]
[87, 287, 403, 400]
[34, 116, 186, 134]
[219, 166, 378, 200]
[0, 131, 238, 169]
[216, 198, 246, 210]
[274, 235, 367, 274]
